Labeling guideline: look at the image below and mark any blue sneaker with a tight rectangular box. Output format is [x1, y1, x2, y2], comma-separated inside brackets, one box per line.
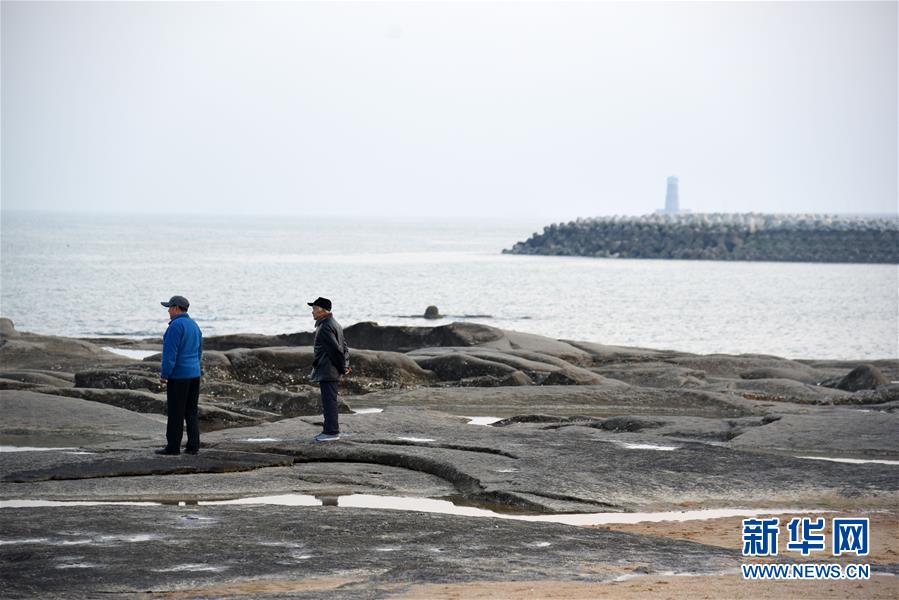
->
[314, 432, 340, 442]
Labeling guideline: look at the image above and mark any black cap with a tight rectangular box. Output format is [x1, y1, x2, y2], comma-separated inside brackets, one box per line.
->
[161, 295, 190, 310]
[307, 297, 332, 311]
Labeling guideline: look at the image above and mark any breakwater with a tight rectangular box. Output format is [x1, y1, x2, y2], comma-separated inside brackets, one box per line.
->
[503, 213, 899, 263]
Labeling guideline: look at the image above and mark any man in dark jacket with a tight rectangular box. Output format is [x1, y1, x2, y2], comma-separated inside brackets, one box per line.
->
[308, 296, 350, 442]
[156, 295, 203, 456]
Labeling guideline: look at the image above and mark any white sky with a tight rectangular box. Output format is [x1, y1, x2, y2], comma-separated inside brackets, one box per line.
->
[2, 1, 896, 220]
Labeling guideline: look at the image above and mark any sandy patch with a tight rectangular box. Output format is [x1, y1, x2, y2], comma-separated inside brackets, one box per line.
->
[599, 510, 898, 565]
[399, 576, 897, 599]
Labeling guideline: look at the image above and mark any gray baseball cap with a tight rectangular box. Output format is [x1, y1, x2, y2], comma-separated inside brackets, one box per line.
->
[161, 295, 190, 310]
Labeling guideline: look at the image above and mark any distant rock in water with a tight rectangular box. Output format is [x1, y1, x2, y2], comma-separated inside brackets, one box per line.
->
[424, 305, 441, 319]
[503, 213, 899, 264]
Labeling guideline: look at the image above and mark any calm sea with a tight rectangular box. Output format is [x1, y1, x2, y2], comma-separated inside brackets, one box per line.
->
[1, 211, 896, 360]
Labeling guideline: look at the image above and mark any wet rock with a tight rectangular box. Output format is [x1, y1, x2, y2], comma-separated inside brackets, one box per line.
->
[424, 305, 441, 319]
[597, 416, 665, 432]
[493, 414, 589, 427]
[74, 368, 165, 393]
[225, 347, 314, 385]
[837, 384, 899, 406]
[540, 368, 605, 386]
[0, 504, 742, 597]
[821, 364, 890, 391]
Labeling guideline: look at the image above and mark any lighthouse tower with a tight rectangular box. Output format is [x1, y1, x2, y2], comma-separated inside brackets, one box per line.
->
[664, 176, 679, 214]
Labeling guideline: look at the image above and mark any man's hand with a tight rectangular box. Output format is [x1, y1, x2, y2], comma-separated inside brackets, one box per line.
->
[343, 366, 353, 376]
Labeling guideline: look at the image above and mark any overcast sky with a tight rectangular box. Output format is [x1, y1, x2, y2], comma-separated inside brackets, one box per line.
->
[2, 1, 896, 220]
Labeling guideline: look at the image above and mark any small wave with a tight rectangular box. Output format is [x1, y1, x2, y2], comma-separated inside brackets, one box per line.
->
[91, 331, 157, 338]
[393, 314, 495, 320]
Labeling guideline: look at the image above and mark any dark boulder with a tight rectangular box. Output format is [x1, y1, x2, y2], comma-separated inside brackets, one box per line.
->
[75, 369, 165, 393]
[540, 368, 606, 386]
[345, 321, 504, 353]
[225, 347, 314, 385]
[597, 416, 666, 432]
[821, 365, 890, 392]
[424, 305, 441, 319]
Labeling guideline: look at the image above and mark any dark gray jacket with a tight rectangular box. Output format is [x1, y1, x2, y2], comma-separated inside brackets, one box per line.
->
[310, 314, 349, 382]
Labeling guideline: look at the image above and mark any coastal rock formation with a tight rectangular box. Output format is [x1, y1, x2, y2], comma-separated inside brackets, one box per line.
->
[503, 213, 899, 263]
[1, 321, 896, 598]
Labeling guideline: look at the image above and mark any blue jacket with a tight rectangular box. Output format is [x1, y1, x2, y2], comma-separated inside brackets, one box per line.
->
[161, 313, 203, 380]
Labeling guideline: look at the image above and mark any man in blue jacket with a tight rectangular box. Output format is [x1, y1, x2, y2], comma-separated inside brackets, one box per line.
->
[156, 295, 203, 456]
[308, 297, 350, 442]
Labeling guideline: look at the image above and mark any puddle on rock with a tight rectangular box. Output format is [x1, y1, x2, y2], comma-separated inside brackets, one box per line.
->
[397, 437, 436, 443]
[352, 408, 384, 415]
[464, 416, 502, 426]
[152, 564, 228, 573]
[0, 500, 157, 508]
[243, 438, 282, 442]
[1, 494, 822, 528]
[797, 455, 899, 466]
[57, 562, 99, 570]
[0, 446, 81, 453]
[102, 347, 160, 360]
[200, 495, 817, 527]
[609, 441, 680, 451]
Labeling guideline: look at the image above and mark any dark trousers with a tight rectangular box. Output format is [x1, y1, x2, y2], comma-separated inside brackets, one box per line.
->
[319, 381, 340, 435]
[166, 377, 200, 453]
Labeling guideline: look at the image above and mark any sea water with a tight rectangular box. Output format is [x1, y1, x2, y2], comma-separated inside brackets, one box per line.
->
[1, 211, 896, 360]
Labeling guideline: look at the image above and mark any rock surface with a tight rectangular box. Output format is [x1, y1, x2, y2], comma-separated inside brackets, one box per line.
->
[2, 320, 897, 597]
